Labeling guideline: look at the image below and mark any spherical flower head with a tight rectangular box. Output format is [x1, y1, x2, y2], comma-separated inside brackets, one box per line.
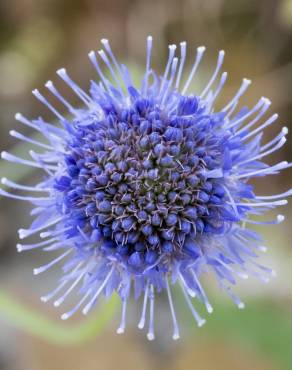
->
[1, 36, 291, 340]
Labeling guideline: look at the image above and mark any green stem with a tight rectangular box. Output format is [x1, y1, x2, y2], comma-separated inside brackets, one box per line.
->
[0, 290, 119, 345]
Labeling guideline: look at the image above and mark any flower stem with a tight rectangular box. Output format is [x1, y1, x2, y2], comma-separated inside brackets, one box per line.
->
[0, 290, 119, 345]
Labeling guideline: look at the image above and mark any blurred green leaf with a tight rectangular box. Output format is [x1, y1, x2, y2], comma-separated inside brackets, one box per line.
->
[0, 290, 119, 345]
[189, 299, 292, 370]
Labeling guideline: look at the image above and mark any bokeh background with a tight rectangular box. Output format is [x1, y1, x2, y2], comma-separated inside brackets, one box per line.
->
[0, 0, 292, 369]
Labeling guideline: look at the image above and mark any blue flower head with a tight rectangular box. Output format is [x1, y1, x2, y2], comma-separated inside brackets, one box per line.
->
[1, 37, 291, 340]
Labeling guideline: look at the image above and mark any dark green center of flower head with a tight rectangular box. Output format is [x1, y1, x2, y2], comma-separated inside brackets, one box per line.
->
[55, 93, 237, 269]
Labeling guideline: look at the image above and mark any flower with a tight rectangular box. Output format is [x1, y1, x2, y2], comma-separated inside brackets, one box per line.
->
[1, 36, 291, 340]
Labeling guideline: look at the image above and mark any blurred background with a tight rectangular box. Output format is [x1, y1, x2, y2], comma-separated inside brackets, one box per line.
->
[0, 0, 292, 369]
